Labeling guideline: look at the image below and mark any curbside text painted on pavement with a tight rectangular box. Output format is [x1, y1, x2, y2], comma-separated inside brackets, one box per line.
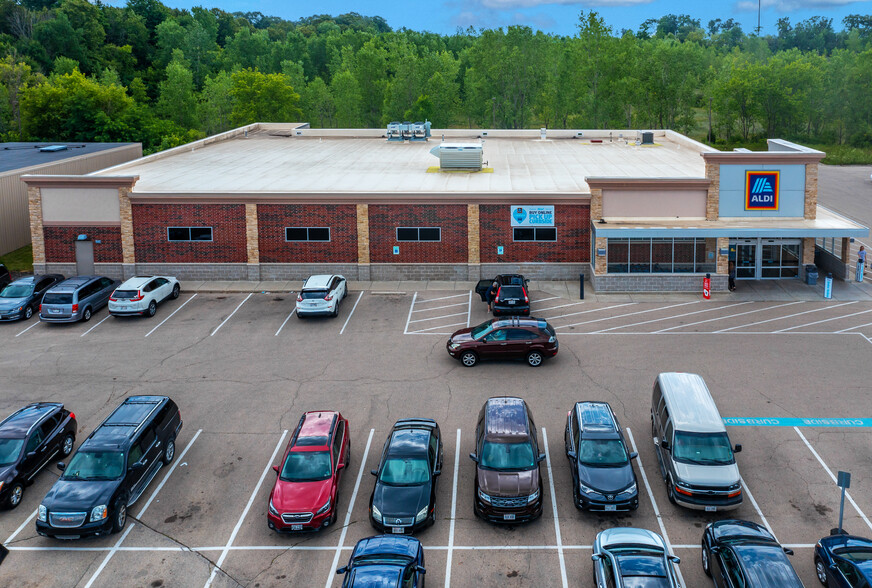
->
[724, 417, 872, 427]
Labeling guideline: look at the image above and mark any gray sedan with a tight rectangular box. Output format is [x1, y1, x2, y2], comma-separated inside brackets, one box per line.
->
[0, 274, 65, 321]
[592, 527, 682, 587]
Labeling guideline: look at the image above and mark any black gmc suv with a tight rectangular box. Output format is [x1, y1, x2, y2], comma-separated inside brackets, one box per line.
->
[36, 396, 182, 539]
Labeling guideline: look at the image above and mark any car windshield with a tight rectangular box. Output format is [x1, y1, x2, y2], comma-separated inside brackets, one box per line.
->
[470, 321, 495, 339]
[301, 290, 328, 300]
[112, 290, 138, 299]
[735, 545, 804, 586]
[280, 451, 332, 482]
[379, 457, 431, 485]
[63, 450, 124, 480]
[613, 548, 671, 588]
[356, 554, 412, 566]
[480, 441, 535, 470]
[0, 438, 25, 466]
[579, 439, 629, 466]
[42, 292, 73, 305]
[0, 284, 33, 298]
[672, 431, 734, 465]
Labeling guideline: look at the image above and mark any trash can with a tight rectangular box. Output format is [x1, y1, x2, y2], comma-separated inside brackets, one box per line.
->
[806, 265, 818, 285]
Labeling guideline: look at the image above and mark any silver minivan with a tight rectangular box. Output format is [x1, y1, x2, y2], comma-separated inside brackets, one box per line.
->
[651, 372, 743, 511]
[40, 276, 119, 323]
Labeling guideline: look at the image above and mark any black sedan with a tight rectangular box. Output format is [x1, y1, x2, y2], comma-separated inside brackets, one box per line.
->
[337, 535, 426, 587]
[0, 274, 65, 321]
[0, 403, 77, 508]
[369, 419, 442, 535]
[815, 531, 872, 586]
[702, 519, 804, 587]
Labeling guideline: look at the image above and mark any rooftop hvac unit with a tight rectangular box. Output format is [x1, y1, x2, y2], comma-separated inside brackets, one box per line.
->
[641, 131, 654, 145]
[387, 120, 431, 141]
[39, 145, 68, 152]
[429, 143, 483, 170]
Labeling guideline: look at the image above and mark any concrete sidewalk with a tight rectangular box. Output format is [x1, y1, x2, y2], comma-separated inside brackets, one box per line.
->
[183, 276, 872, 303]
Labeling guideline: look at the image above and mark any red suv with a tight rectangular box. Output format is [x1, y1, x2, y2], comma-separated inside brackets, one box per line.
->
[447, 317, 558, 367]
[268, 411, 350, 533]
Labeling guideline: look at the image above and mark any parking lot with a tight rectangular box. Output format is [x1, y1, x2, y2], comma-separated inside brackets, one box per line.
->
[2, 286, 872, 587]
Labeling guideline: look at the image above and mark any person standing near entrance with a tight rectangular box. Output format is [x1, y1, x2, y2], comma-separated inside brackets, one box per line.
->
[486, 280, 498, 312]
[728, 260, 736, 292]
[858, 245, 866, 282]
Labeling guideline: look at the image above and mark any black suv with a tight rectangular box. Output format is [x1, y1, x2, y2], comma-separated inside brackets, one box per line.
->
[476, 274, 531, 316]
[702, 519, 803, 587]
[0, 403, 77, 508]
[565, 401, 638, 511]
[0, 263, 11, 289]
[369, 419, 442, 535]
[37, 396, 182, 539]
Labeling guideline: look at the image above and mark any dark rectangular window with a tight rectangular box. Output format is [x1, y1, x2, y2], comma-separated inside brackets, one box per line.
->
[396, 227, 441, 242]
[167, 227, 212, 242]
[285, 227, 331, 242]
[513, 227, 556, 242]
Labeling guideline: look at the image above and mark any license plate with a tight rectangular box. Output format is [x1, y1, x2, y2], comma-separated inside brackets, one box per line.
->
[508, 300, 516, 305]
[705, 506, 717, 512]
[605, 505, 617, 512]
[56, 535, 80, 540]
[391, 527, 404, 534]
[503, 513, 516, 521]
[291, 524, 303, 531]
[50, 308, 60, 314]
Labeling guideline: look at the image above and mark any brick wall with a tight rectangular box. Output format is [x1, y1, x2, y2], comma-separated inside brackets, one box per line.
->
[132, 204, 247, 263]
[257, 204, 357, 263]
[369, 204, 467, 263]
[480, 204, 590, 263]
[43, 226, 122, 263]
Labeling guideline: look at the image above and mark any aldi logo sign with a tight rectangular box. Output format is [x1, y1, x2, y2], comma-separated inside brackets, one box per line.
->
[745, 171, 779, 211]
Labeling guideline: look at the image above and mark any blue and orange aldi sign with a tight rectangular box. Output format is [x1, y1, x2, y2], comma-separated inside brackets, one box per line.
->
[745, 171, 779, 211]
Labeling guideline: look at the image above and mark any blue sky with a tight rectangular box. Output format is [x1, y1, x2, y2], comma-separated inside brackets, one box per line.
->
[158, 0, 872, 36]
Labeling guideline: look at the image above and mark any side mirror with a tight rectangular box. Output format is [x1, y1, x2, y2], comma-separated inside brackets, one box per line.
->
[567, 450, 576, 460]
[272, 465, 279, 474]
[434, 469, 441, 476]
[336, 566, 348, 575]
[26, 451, 36, 459]
[669, 555, 681, 564]
[734, 444, 742, 453]
[660, 440, 670, 451]
[538, 454, 546, 463]
[57, 462, 66, 471]
[710, 546, 720, 555]
[469, 453, 478, 463]
[783, 548, 794, 556]
[629, 452, 638, 460]
[590, 553, 602, 562]
[338, 462, 346, 470]
[370, 469, 378, 476]
[417, 566, 426, 574]
[129, 460, 145, 471]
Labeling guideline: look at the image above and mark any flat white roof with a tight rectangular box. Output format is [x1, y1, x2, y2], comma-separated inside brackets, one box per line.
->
[95, 127, 709, 195]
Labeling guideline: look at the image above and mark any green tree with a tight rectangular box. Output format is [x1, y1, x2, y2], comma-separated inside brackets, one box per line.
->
[330, 68, 361, 127]
[198, 70, 233, 135]
[157, 51, 197, 128]
[228, 67, 302, 125]
[301, 76, 334, 127]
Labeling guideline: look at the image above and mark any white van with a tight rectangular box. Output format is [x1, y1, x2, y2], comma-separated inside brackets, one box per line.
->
[651, 372, 743, 511]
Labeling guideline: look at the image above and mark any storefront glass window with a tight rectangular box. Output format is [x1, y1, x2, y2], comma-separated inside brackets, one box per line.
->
[629, 239, 651, 273]
[673, 239, 695, 273]
[607, 239, 629, 273]
[606, 237, 717, 274]
[651, 239, 673, 273]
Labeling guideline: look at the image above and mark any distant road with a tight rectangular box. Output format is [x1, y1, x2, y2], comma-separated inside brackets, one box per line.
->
[819, 164, 872, 231]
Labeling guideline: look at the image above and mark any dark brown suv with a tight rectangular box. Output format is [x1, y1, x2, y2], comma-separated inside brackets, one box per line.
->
[447, 317, 558, 367]
[470, 397, 544, 524]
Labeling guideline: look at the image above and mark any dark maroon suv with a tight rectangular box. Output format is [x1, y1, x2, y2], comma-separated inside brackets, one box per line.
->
[446, 317, 557, 367]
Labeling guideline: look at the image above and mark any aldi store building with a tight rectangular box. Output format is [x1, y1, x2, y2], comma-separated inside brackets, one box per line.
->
[21, 124, 867, 291]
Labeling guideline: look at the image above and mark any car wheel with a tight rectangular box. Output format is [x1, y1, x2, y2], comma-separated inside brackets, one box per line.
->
[815, 557, 828, 585]
[526, 351, 543, 367]
[667, 479, 677, 505]
[82, 307, 92, 322]
[572, 484, 582, 511]
[702, 542, 712, 576]
[171, 284, 180, 299]
[61, 433, 75, 457]
[5, 482, 23, 509]
[296, 312, 304, 320]
[24, 306, 33, 320]
[146, 300, 157, 317]
[163, 437, 176, 464]
[332, 304, 339, 318]
[112, 502, 127, 533]
[460, 351, 478, 367]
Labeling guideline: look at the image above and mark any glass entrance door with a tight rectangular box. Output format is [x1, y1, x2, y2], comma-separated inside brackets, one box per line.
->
[731, 238, 802, 279]
[736, 241, 757, 279]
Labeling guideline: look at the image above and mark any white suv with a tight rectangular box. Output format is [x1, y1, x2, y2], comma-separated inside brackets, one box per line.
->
[109, 276, 181, 317]
[296, 275, 347, 318]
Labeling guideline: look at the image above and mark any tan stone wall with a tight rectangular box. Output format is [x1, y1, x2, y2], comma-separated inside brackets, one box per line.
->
[717, 237, 729, 274]
[356, 204, 370, 264]
[467, 204, 480, 264]
[118, 187, 135, 264]
[705, 161, 720, 221]
[841, 237, 851, 261]
[805, 163, 818, 220]
[594, 237, 607, 274]
[245, 203, 259, 264]
[590, 188, 602, 220]
[28, 186, 45, 265]
[802, 237, 815, 266]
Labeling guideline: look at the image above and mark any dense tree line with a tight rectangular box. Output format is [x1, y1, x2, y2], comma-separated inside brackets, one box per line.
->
[1, 1, 871, 154]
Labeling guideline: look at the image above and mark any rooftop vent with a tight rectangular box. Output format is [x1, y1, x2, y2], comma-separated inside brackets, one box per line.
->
[641, 132, 654, 145]
[429, 143, 483, 170]
[387, 120, 431, 142]
[39, 145, 68, 152]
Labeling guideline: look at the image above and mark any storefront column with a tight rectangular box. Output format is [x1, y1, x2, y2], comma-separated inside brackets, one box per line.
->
[802, 238, 815, 278]
[28, 186, 46, 274]
[716, 237, 729, 274]
[118, 186, 136, 279]
[705, 162, 720, 221]
[244, 203, 260, 281]
[594, 237, 608, 274]
[357, 204, 370, 281]
[841, 238, 851, 262]
[467, 204, 480, 281]
[804, 163, 818, 220]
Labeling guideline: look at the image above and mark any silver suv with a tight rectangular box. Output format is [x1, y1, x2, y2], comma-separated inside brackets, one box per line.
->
[40, 276, 119, 323]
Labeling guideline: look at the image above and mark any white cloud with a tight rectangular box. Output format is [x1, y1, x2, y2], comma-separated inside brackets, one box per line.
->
[735, 0, 863, 11]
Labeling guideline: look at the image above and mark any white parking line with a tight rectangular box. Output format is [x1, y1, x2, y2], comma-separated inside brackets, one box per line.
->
[411, 302, 467, 313]
[739, 475, 775, 538]
[836, 320, 872, 333]
[275, 308, 296, 336]
[542, 303, 635, 322]
[403, 292, 418, 334]
[339, 292, 364, 335]
[714, 302, 856, 333]
[590, 302, 752, 333]
[80, 315, 111, 337]
[529, 296, 560, 305]
[408, 312, 468, 324]
[445, 428, 461, 588]
[145, 294, 197, 337]
[414, 293, 468, 304]
[794, 427, 872, 534]
[5, 508, 37, 543]
[773, 308, 872, 333]
[209, 293, 252, 336]
[204, 429, 288, 588]
[541, 428, 568, 588]
[325, 428, 375, 588]
[84, 430, 202, 588]
[556, 301, 698, 330]
[15, 320, 41, 337]
[653, 301, 803, 333]
[626, 428, 685, 587]
[408, 322, 466, 334]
